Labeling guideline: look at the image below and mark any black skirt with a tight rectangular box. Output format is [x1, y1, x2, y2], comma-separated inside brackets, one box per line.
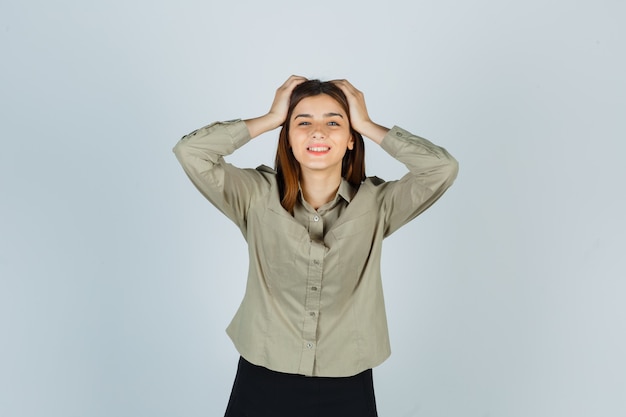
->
[224, 357, 378, 417]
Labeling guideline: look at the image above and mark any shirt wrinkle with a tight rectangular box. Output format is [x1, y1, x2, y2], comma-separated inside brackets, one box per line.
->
[173, 119, 458, 377]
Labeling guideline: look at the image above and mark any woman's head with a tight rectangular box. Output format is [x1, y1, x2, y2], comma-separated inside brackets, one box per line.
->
[275, 80, 366, 213]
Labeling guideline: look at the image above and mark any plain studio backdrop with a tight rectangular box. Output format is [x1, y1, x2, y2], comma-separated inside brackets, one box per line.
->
[1, 1, 625, 416]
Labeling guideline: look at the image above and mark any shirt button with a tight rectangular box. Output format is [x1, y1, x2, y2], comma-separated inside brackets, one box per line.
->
[313, 215, 320, 222]
[309, 312, 316, 317]
[396, 131, 403, 137]
[313, 260, 320, 266]
[306, 342, 313, 349]
[311, 286, 318, 291]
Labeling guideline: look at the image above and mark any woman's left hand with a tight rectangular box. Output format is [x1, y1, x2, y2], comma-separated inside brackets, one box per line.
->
[332, 79, 389, 144]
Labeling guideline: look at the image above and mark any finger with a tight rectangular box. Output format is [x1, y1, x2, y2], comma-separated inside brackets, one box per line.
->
[281, 75, 308, 90]
[274, 76, 308, 104]
[332, 79, 363, 100]
[268, 76, 308, 121]
[330, 79, 349, 91]
[331, 78, 355, 89]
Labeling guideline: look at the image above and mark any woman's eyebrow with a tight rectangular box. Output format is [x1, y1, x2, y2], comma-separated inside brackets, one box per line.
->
[294, 113, 344, 119]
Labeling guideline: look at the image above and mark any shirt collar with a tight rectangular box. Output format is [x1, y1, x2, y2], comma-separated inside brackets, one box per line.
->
[337, 178, 356, 203]
[297, 178, 356, 210]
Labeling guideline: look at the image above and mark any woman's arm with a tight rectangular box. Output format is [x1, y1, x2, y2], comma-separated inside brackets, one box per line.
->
[172, 76, 308, 230]
[333, 79, 458, 236]
[172, 120, 259, 229]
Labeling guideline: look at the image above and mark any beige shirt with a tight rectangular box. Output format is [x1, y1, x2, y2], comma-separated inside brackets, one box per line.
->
[173, 120, 458, 377]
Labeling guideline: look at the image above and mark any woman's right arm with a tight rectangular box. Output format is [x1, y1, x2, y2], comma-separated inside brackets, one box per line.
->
[172, 76, 307, 229]
[172, 120, 261, 229]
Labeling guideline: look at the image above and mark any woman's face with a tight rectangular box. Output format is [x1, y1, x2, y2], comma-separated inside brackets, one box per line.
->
[288, 94, 354, 178]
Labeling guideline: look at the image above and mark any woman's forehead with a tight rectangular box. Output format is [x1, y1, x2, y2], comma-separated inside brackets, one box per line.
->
[293, 94, 344, 115]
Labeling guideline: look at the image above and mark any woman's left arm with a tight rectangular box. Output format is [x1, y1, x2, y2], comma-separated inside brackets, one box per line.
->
[334, 79, 459, 236]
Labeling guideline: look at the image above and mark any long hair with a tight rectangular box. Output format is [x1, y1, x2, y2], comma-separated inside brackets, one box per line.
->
[274, 80, 366, 214]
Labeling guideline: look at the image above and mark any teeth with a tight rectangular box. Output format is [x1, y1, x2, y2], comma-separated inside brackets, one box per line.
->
[308, 146, 330, 152]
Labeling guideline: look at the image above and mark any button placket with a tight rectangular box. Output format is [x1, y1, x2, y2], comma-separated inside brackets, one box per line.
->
[298, 240, 324, 375]
[309, 212, 323, 242]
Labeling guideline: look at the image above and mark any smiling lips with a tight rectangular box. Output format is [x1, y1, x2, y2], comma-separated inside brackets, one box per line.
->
[307, 145, 331, 153]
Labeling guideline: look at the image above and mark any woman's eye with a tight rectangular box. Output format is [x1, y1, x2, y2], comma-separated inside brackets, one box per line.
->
[298, 121, 311, 126]
[328, 121, 339, 126]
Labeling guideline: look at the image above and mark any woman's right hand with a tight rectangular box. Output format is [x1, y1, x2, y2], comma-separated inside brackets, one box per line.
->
[267, 75, 308, 126]
[245, 75, 308, 139]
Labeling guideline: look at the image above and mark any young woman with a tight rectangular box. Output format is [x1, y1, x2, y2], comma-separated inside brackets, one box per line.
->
[173, 76, 458, 416]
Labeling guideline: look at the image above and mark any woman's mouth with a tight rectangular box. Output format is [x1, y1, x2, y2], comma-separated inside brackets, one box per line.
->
[307, 146, 331, 153]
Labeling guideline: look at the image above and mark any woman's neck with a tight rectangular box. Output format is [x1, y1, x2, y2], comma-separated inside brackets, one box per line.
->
[300, 171, 342, 210]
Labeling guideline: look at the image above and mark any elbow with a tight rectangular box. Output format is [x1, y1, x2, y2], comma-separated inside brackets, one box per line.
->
[172, 136, 189, 157]
[448, 155, 459, 181]
[173, 126, 202, 157]
[172, 137, 197, 172]
[440, 154, 459, 188]
[172, 133, 199, 165]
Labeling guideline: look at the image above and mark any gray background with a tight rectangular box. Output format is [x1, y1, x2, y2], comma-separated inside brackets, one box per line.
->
[2, 0, 625, 416]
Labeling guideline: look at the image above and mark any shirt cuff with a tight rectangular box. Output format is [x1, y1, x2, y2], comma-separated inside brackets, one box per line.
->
[379, 126, 413, 157]
[218, 119, 252, 150]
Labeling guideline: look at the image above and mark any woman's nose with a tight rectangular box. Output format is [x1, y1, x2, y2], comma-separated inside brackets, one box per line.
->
[311, 123, 326, 138]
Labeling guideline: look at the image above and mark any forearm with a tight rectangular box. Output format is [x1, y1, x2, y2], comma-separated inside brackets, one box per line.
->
[244, 113, 284, 139]
[173, 120, 252, 177]
[357, 120, 389, 145]
[381, 126, 458, 184]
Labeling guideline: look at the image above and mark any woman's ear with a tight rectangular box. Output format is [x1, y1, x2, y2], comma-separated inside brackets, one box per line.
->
[348, 134, 354, 150]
